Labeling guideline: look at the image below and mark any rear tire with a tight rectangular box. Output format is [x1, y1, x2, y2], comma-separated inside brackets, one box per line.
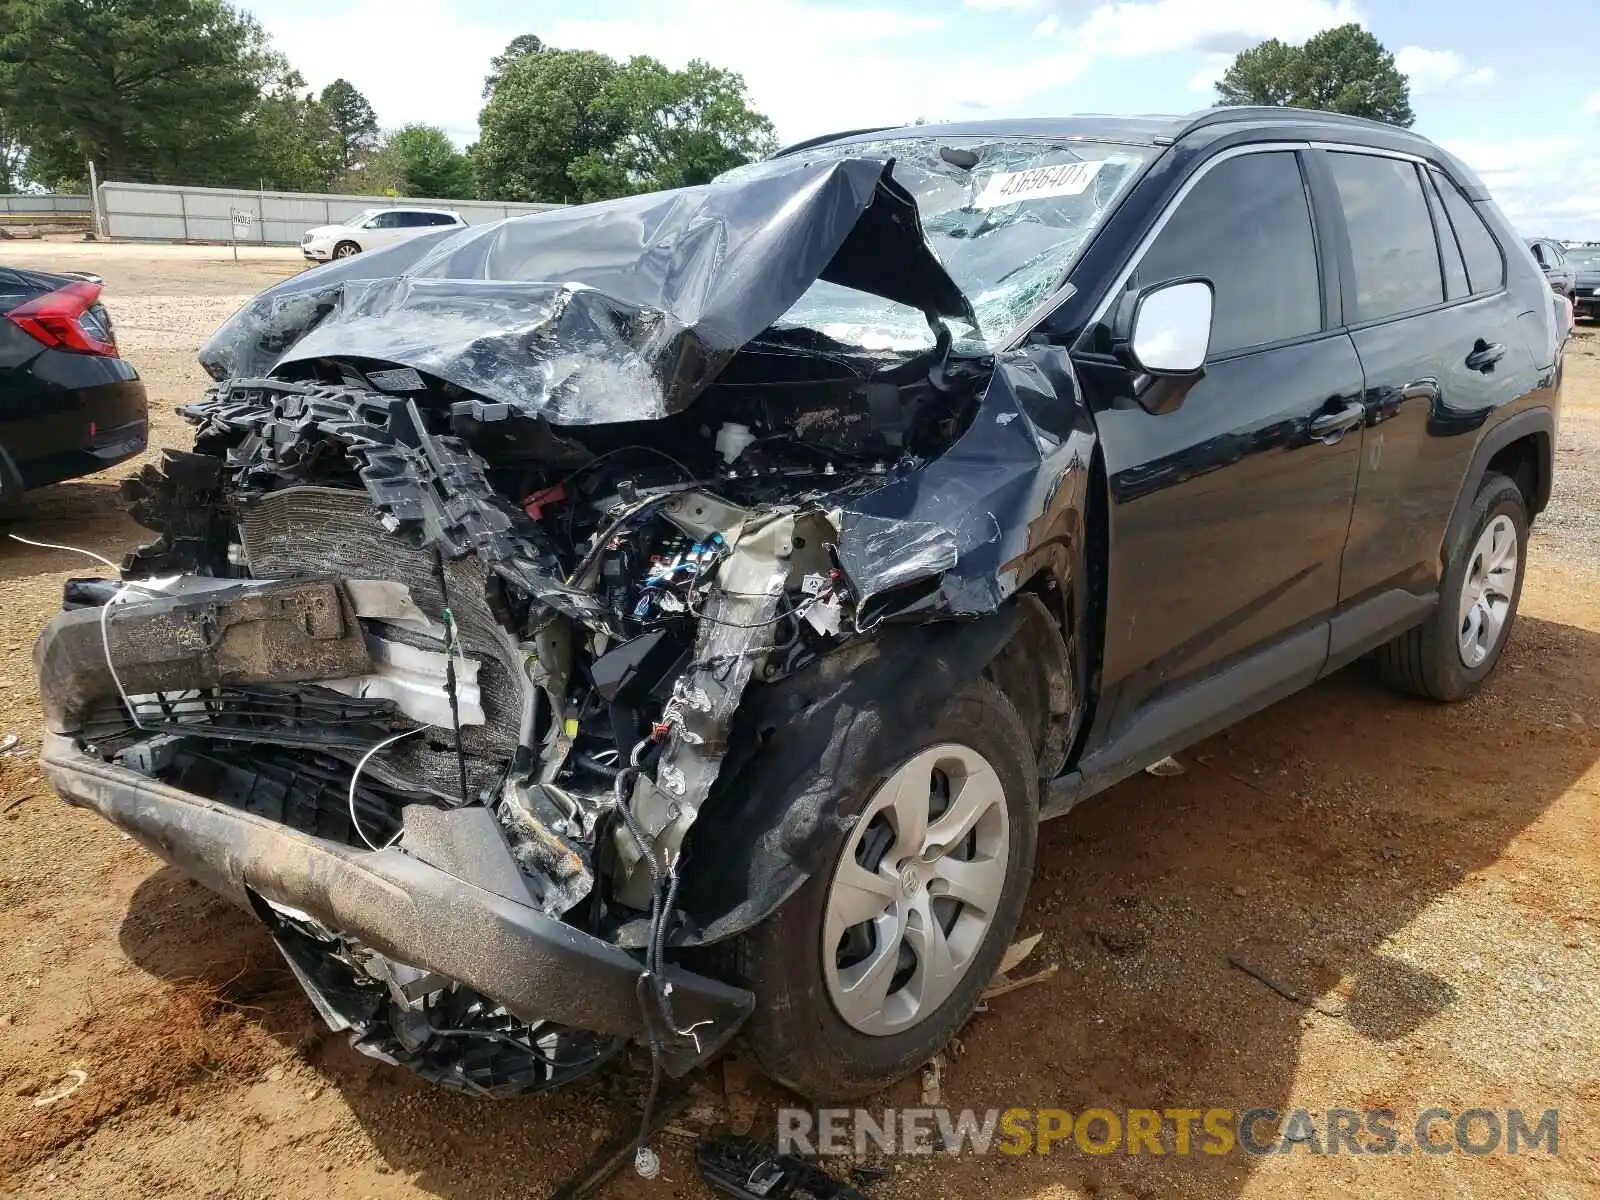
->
[1373, 471, 1527, 701]
[733, 678, 1039, 1101]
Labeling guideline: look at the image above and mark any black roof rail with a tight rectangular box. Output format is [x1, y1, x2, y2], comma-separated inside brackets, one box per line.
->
[1175, 105, 1422, 140]
[771, 127, 895, 158]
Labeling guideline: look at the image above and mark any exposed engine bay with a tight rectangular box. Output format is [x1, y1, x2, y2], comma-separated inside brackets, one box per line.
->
[57, 334, 998, 1093]
[35, 152, 1098, 1097]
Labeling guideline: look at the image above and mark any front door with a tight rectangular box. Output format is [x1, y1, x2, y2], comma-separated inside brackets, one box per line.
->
[1075, 148, 1365, 738]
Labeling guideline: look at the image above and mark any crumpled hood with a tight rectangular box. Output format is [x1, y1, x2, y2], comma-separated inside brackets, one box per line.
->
[201, 158, 975, 425]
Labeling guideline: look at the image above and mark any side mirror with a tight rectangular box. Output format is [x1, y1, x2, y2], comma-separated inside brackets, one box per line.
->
[1128, 278, 1214, 376]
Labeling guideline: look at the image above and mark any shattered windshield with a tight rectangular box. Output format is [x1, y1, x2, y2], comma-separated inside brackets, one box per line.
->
[719, 135, 1155, 352]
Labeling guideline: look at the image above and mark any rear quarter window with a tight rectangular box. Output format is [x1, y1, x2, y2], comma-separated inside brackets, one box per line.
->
[1429, 169, 1505, 294]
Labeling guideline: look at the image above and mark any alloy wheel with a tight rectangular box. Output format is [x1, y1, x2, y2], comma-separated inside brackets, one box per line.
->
[1457, 513, 1518, 669]
[821, 743, 1010, 1036]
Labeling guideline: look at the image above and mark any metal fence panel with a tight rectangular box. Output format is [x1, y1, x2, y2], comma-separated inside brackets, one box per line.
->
[99, 182, 562, 244]
[0, 194, 92, 216]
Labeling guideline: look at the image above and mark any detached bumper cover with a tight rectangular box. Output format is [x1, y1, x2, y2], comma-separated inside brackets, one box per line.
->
[39, 732, 753, 1075]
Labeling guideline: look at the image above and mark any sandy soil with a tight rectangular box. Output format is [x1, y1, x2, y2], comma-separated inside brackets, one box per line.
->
[0, 242, 1596, 1200]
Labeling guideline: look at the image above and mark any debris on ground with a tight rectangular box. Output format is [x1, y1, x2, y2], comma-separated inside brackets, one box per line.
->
[920, 1053, 944, 1106]
[695, 1135, 870, 1200]
[983, 931, 1059, 998]
[995, 931, 1043, 977]
[1228, 956, 1345, 1018]
[1145, 754, 1186, 776]
[30, 1069, 87, 1107]
[547, 1086, 689, 1200]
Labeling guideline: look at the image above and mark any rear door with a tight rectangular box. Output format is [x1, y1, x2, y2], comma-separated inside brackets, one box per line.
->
[1315, 149, 1533, 631]
[1077, 147, 1365, 732]
[363, 210, 406, 248]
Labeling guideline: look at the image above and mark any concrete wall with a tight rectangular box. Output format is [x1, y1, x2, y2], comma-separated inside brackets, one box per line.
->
[99, 182, 562, 245]
[0, 194, 91, 216]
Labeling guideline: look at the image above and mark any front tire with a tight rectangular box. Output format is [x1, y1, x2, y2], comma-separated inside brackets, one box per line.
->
[333, 240, 360, 259]
[734, 679, 1039, 1100]
[1373, 471, 1527, 701]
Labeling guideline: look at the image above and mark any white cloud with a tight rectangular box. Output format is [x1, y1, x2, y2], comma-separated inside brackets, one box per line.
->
[1584, 91, 1600, 116]
[1056, 0, 1365, 59]
[257, 0, 1016, 148]
[542, 1, 1086, 141]
[255, 0, 1379, 150]
[1443, 135, 1600, 240]
[1395, 46, 1496, 95]
[1186, 52, 1233, 93]
[257, 0, 507, 145]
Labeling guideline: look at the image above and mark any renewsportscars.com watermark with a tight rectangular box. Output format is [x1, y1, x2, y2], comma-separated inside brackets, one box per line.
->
[778, 1106, 1559, 1158]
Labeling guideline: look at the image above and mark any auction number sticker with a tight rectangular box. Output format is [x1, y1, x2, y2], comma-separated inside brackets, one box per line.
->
[974, 160, 1104, 209]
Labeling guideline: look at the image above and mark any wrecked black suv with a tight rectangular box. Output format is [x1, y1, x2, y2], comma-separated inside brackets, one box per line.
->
[35, 108, 1561, 1102]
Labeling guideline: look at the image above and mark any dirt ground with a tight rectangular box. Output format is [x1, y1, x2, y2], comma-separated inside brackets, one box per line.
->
[0, 241, 1596, 1200]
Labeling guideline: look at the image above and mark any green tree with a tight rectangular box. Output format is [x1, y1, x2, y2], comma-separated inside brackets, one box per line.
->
[483, 34, 546, 99]
[320, 78, 379, 170]
[1216, 24, 1414, 127]
[475, 49, 623, 202]
[379, 124, 473, 198]
[0, 0, 280, 184]
[0, 111, 27, 193]
[569, 57, 776, 199]
[247, 70, 342, 191]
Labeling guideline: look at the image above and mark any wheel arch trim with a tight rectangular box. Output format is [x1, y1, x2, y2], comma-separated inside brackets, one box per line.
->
[1442, 406, 1554, 563]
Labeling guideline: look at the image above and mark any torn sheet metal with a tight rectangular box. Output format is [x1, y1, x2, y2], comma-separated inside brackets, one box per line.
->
[199, 159, 974, 425]
[833, 345, 1097, 617]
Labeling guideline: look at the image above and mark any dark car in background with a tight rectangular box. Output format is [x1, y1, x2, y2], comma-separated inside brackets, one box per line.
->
[1, 267, 148, 513]
[34, 107, 1561, 1105]
[1528, 237, 1577, 301]
[1566, 245, 1600, 320]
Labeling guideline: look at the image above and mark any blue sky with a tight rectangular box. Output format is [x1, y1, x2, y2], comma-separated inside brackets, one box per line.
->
[246, 0, 1600, 236]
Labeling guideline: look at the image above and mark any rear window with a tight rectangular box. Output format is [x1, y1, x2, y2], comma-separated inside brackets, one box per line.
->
[1429, 169, 1505, 294]
[1327, 152, 1443, 322]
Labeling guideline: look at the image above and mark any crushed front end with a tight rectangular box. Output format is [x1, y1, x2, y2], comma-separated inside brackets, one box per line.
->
[34, 149, 1103, 1096]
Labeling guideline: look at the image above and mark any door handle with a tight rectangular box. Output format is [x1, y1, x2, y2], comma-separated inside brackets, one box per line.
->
[1309, 400, 1364, 444]
[1465, 340, 1506, 372]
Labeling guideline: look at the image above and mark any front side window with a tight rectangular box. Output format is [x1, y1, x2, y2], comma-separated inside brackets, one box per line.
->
[1133, 150, 1322, 357]
[368, 212, 403, 229]
[1327, 152, 1443, 322]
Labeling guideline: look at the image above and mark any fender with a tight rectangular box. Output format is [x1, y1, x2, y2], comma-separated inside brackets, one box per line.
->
[1441, 406, 1555, 560]
[671, 607, 1022, 947]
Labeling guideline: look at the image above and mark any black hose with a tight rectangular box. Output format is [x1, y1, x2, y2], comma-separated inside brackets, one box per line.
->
[574, 752, 622, 779]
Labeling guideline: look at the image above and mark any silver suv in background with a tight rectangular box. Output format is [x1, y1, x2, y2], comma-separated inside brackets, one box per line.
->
[301, 207, 466, 262]
[1527, 237, 1577, 301]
